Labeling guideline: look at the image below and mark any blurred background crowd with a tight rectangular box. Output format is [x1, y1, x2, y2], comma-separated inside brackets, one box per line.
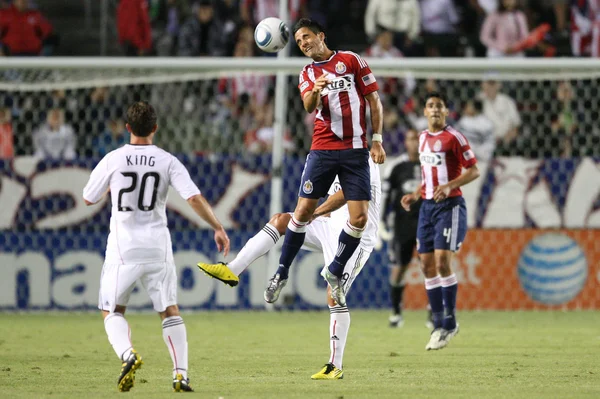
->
[0, 0, 599, 160]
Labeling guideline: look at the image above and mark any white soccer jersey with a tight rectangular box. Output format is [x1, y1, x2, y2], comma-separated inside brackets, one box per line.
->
[83, 144, 200, 264]
[328, 157, 381, 249]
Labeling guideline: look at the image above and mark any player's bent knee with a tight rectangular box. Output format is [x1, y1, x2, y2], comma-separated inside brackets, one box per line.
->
[349, 214, 368, 229]
[269, 213, 291, 235]
[160, 305, 180, 320]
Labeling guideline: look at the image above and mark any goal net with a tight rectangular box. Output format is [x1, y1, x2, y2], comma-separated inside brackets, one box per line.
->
[1, 58, 599, 311]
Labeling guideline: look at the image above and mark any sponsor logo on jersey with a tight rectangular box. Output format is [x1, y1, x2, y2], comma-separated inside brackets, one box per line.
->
[335, 61, 347, 74]
[419, 153, 443, 166]
[300, 81, 309, 92]
[362, 73, 376, 86]
[463, 149, 475, 160]
[433, 140, 442, 152]
[303, 180, 314, 194]
[323, 75, 352, 95]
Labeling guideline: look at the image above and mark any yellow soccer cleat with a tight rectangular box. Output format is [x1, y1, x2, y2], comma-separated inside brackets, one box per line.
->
[197, 262, 239, 287]
[118, 349, 143, 392]
[311, 363, 344, 380]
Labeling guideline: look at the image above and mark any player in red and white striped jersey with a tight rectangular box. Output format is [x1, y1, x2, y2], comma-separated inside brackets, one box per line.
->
[264, 19, 385, 324]
[401, 92, 480, 351]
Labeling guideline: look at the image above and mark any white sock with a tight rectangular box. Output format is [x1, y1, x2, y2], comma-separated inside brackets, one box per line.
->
[228, 223, 281, 275]
[104, 312, 133, 361]
[162, 316, 189, 379]
[328, 305, 350, 370]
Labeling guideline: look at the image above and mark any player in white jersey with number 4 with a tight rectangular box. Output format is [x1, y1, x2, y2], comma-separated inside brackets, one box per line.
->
[83, 102, 230, 393]
[198, 157, 381, 380]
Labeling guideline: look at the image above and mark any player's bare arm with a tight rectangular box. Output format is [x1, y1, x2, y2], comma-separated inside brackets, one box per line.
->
[312, 189, 346, 219]
[401, 184, 422, 212]
[365, 91, 385, 164]
[187, 194, 230, 256]
[433, 164, 480, 203]
[303, 75, 329, 113]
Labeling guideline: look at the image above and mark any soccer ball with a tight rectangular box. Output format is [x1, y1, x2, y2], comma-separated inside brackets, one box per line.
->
[254, 17, 290, 53]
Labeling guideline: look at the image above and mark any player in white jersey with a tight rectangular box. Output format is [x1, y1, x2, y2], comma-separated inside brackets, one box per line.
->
[83, 102, 230, 392]
[198, 157, 381, 380]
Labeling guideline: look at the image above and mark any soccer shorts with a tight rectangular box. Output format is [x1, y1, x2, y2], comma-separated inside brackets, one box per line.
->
[416, 196, 467, 254]
[98, 261, 178, 312]
[298, 148, 371, 201]
[301, 217, 372, 294]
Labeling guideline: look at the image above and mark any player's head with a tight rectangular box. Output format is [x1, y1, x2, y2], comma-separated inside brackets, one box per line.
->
[293, 18, 329, 59]
[126, 102, 157, 138]
[404, 129, 419, 156]
[423, 92, 449, 129]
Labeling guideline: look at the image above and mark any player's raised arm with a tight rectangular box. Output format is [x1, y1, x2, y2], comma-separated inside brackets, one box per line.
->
[365, 91, 385, 164]
[187, 194, 230, 256]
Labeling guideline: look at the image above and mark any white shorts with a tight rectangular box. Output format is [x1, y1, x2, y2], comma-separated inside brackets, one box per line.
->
[98, 261, 178, 312]
[302, 217, 372, 294]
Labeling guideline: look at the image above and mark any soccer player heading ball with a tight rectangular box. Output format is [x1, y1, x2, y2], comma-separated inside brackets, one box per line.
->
[263, 18, 385, 306]
[401, 93, 480, 350]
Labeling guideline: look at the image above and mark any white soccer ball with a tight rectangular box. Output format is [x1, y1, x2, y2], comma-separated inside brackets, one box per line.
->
[254, 17, 290, 53]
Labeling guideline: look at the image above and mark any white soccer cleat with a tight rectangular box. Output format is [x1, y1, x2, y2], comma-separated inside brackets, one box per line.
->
[425, 328, 445, 351]
[320, 267, 346, 306]
[389, 314, 404, 328]
[440, 323, 460, 346]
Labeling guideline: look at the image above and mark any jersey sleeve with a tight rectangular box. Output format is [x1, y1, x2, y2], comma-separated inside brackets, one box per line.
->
[169, 156, 201, 200]
[350, 53, 379, 96]
[453, 131, 478, 168]
[83, 155, 111, 203]
[298, 69, 314, 98]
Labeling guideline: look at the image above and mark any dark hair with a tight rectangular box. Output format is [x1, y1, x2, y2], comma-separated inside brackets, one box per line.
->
[472, 99, 483, 113]
[424, 91, 448, 107]
[126, 101, 157, 137]
[293, 18, 325, 36]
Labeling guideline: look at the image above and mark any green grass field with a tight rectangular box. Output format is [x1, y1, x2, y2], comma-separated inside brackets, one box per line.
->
[0, 310, 598, 398]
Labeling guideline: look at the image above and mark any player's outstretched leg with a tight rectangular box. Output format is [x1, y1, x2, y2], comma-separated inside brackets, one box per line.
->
[197, 261, 239, 287]
[312, 290, 348, 380]
[200, 218, 286, 288]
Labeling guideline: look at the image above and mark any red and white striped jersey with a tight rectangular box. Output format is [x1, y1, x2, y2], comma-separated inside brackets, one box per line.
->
[418, 125, 477, 200]
[298, 51, 379, 150]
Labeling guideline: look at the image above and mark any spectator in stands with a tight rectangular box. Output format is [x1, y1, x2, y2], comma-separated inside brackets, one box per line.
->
[364, 0, 420, 54]
[244, 101, 294, 154]
[570, 0, 600, 57]
[480, 0, 529, 57]
[457, 99, 496, 162]
[33, 108, 76, 160]
[0, 107, 13, 158]
[364, 28, 404, 58]
[178, 0, 236, 56]
[117, 0, 153, 56]
[419, 0, 461, 56]
[551, 81, 577, 157]
[478, 79, 521, 149]
[150, 0, 191, 56]
[93, 119, 129, 157]
[0, 0, 56, 56]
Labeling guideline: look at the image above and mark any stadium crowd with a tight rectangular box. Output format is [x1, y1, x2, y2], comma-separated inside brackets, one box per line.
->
[0, 0, 599, 160]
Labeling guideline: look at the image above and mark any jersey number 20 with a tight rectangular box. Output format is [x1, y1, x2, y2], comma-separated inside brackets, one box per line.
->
[118, 172, 160, 212]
